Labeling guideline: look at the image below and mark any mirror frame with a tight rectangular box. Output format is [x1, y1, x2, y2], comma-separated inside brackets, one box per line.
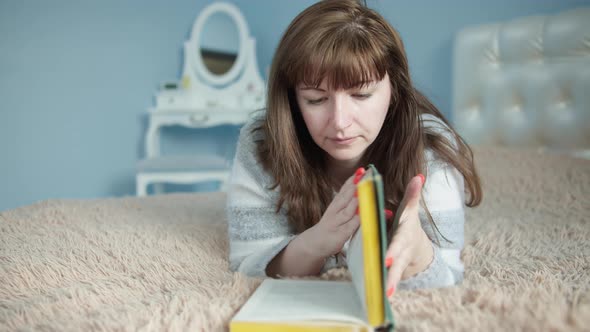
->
[190, 2, 249, 86]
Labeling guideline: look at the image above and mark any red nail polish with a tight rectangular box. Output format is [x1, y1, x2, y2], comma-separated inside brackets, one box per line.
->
[384, 209, 393, 219]
[387, 287, 394, 297]
[417, 173, 425, 185]
[354, 190, 358, 197]
[385, 257, 393, 268]
[355, 207, 359, 215]
[353, 168, 366, 184]
[355, 167, 365, 177]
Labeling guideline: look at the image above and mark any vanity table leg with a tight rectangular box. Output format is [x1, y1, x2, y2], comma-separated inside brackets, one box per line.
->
[144, 119, 165, 195]
[136, 175, 148, 197]
[146, 120, 161, 158]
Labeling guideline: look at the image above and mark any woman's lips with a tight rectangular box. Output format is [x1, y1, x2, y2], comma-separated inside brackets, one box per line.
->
[330, 136, 357, 145]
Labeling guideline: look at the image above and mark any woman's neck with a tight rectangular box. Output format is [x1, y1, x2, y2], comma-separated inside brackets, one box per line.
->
[326, 157, 362, 189]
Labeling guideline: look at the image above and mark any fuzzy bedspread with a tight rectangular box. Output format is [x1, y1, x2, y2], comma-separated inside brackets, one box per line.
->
[1, 147, 589, 331]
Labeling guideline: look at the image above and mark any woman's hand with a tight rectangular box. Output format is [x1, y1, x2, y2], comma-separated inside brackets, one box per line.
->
[384, 174, 434, 298]
[302, 168, 365, 258]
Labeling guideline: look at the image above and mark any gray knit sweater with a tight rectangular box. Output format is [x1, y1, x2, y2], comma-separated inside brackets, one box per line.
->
[226, 114, 465, 290]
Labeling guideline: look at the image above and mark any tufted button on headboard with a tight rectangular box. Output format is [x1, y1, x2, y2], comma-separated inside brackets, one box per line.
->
[452, 8, 590, 153]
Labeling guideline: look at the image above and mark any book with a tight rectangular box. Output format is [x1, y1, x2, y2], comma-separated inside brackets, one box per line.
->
[229, 165, 395, 332]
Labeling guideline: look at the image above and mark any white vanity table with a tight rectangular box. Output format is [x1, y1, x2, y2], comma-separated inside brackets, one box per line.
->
[143, 107, 250, 159]
[136, 2, 265, 196]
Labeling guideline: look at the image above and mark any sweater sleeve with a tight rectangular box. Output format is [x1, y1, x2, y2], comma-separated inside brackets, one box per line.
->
[397, 115, 466, 290]
[226, 120, 296, 277]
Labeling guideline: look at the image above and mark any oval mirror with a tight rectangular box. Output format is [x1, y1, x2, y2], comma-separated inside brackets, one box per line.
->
[191, 2, 248, 87]
[199, 11, 240, 76]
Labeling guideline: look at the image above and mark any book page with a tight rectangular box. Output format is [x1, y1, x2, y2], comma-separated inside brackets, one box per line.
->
[347, 228, 367, 318]
[232, 279, 367, 325]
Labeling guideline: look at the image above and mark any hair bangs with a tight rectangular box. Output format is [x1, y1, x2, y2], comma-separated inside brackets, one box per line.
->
[286, 31, 389, 90]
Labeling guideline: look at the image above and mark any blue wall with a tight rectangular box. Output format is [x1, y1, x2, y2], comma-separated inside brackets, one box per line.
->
[1, 0, 588, 211]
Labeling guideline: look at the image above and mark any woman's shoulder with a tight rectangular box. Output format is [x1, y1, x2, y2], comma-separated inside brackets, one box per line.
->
[235, 113, 267, 162]
[419, 113, 460, 168]
[233, 113, 276, 188]
[238, 113, 266, 143]
[420, 113, 450, 134]
[420, 113, 460, 147]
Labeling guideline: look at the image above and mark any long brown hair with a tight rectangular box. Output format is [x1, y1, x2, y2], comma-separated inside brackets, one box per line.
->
[254, 0, 482, 237]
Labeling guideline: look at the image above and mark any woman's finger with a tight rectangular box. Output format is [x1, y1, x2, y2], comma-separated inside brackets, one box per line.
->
[394, 175, 424, 225]
[385, 249, 410, 298]
[385, 209, 394, 220]
[384, 232, 411, 295]
[338, 185, 358, 213]
[353, 167, 366, 185]
[342, 214, 360, 236]
[331, 175, 358, 212]
[337, 197, 358, 223]
[404, 175, 424, 212]
[336, 168, 364, 201]
[384, 232, 404, 270]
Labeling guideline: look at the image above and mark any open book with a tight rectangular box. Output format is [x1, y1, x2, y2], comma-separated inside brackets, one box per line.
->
[230, 165, 395, 332]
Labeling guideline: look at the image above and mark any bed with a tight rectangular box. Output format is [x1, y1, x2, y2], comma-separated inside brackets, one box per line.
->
[2, 8, 589, 332]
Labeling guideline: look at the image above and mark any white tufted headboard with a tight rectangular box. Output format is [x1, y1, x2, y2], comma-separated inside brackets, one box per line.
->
[452, 7, 590, 156]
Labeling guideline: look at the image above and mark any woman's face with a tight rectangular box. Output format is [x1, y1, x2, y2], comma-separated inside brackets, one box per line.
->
[295, 73, 391, 167]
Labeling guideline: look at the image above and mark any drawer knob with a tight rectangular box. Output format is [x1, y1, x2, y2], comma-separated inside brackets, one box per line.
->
[190, 114, 210, 124]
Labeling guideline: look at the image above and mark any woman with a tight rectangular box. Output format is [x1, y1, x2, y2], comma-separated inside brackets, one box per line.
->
[226, 0, 482, 298]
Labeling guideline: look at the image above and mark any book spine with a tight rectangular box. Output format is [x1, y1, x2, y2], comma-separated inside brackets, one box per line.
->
[357, 178, 385, 327]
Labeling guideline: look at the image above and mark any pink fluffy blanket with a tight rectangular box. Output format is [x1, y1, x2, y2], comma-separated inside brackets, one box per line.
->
[1, 147, 589, 331]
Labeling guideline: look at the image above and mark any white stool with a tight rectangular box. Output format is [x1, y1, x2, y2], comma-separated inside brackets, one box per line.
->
[136, 155, 231, 196]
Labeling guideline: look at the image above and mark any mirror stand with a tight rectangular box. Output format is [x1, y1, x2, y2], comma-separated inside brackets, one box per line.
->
[137, 2, 265, 196]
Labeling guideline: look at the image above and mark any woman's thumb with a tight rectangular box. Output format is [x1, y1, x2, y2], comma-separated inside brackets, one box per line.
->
[406, 174, 424, 209]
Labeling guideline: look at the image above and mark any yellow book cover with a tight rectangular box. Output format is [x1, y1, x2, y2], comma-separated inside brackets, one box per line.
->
[230, 165, 394, 332]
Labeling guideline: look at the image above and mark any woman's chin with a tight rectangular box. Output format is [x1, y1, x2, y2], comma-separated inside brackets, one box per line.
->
[326, 151, 364, 165]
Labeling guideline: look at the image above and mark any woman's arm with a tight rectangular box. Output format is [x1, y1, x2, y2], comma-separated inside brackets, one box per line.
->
[227, 122, 296, 277]
[265, 228, 326, 277]
[398, 162, 466, 290]
[389, 114, 466, 290]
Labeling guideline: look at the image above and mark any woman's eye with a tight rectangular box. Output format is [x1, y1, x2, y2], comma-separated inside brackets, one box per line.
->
[352, 93, 372, 100]
[307, 97, 326, 105]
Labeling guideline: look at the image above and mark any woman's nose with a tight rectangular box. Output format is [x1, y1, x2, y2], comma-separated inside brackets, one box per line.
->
[331, 95, 353, 130]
